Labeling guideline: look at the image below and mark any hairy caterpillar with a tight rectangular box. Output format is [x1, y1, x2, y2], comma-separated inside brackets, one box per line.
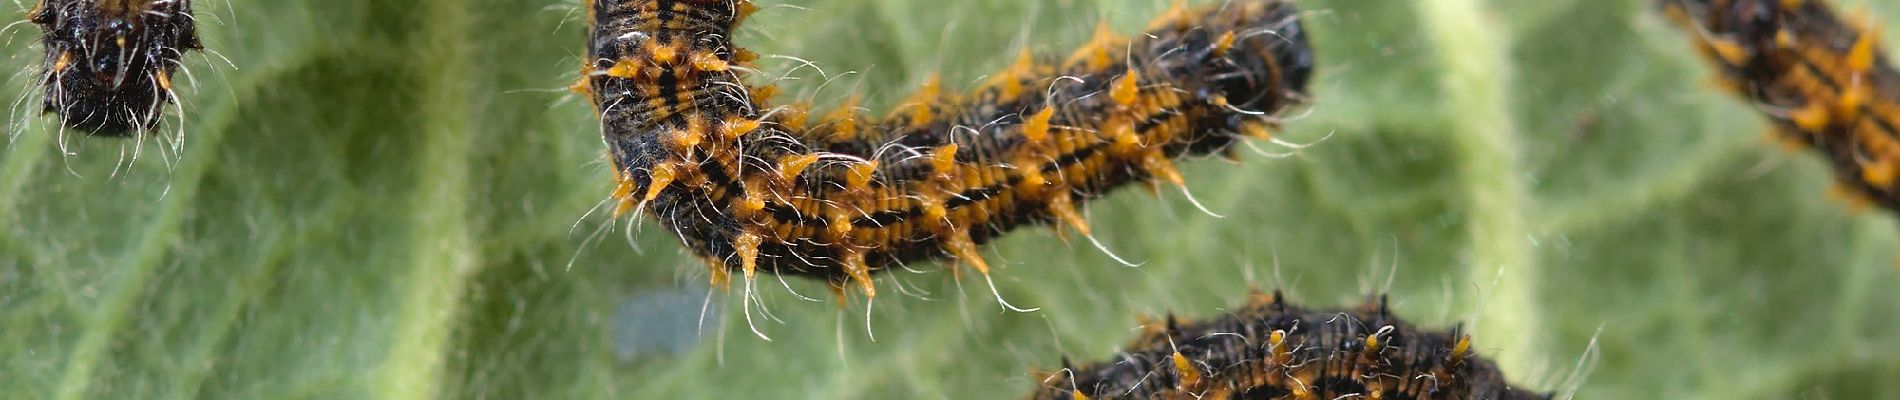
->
[28, 0, 201, 136]
[580, 0, 1313, 301]
[1659, 0, 1900, 212]
[1027, 291, 1548, 400]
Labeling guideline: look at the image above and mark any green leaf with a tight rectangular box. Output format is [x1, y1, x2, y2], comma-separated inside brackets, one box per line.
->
[3, 0, 1898, 398]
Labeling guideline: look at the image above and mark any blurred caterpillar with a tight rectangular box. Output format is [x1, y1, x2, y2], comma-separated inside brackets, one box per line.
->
[579, 0, 1313, 306]
[29, 0, 201, 136]
[1659, 0, 1900, 212]
[1027, 291, 1549, 400]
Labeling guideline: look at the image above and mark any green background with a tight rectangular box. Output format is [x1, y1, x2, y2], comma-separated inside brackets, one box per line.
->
[4, 0, 1900, 398]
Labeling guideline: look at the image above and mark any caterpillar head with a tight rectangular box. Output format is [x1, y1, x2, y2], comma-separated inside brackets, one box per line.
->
[1151, 1, 1312, 153]
[1204, 6, 1312, 116]
[31, 0, 200, 136]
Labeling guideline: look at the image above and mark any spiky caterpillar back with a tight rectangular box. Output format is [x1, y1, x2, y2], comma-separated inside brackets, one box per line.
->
[1027, 291, 1548, 400]
[583, 0, 1312, 298]
[1659, 0, 1900, 212]
[30, 0, 201, 136]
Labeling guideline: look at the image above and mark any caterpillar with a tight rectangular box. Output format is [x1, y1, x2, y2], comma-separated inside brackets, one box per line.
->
[580, 0, 1313, 301]
[1659, 0, 1900, 212]
[27, 0, 201, 136]
[1027, 291, 1549, 400]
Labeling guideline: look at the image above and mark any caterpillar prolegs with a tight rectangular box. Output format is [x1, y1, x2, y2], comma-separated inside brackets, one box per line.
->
[580, 0, 1313, 301]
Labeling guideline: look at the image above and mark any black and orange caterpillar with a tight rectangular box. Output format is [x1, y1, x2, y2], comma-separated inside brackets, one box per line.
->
[1660, 0, 1900, 212]
[1027, 291, 1548, 400]
[29, 0, 201, 136]
[580, 0, 1313, 299]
